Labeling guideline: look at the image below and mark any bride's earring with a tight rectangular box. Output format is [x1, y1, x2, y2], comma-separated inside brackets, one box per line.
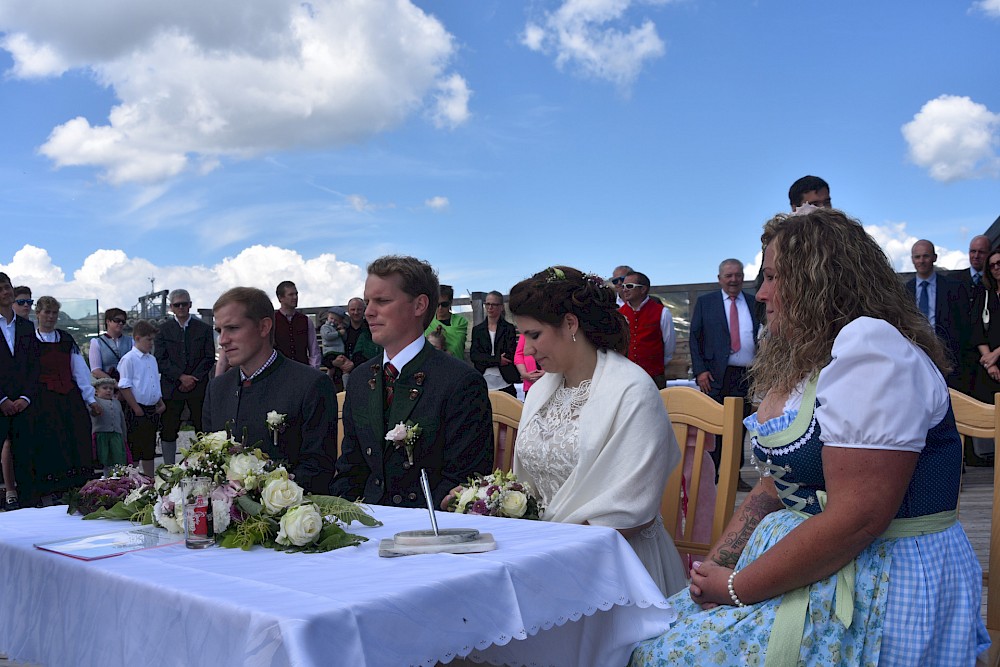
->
[571, 333, 577, 342]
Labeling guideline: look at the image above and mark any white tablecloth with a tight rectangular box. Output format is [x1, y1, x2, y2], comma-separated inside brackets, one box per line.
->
[0, 506, 676, 667]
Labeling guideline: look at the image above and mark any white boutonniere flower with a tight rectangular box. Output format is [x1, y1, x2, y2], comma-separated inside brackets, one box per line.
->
[266, 411, 287, 448]
[385, 421, 422, 465]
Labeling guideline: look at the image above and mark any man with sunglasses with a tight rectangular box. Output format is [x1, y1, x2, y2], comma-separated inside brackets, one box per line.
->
[619, 271, 675, 390]
[609, 265, 633, 307]
[154, 289, 216, 465]
[424, 284, 468, 360]
[12, 287, 34, 323]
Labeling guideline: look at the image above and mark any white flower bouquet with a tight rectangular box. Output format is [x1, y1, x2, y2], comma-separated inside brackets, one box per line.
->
[448, 469, 543, 520]
[76, 430, 380, 553]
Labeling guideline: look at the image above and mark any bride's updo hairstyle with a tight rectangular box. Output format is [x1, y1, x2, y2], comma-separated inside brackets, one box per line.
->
[508, 266, 628, 354]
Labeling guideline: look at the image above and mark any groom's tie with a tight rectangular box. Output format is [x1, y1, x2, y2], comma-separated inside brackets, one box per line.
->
[384, 363, 399, 411]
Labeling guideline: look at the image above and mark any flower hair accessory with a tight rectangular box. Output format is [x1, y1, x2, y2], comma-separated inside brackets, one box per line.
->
[545, 267, 566, 283]
[582, 272, 608, 289]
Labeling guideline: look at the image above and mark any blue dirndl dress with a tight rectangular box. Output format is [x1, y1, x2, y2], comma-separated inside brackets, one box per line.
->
[630, 318, 989, 666]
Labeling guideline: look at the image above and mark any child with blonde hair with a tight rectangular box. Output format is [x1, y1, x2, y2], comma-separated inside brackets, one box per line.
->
[91, 377, 128, 474]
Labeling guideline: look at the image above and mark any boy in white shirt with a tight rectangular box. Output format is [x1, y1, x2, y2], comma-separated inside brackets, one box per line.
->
[117, 320, 165, 476]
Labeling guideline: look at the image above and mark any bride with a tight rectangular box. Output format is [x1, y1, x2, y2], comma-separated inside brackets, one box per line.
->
[508, 266, 687, 595]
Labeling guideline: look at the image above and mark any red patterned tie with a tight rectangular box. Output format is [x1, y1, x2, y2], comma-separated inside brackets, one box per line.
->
[384, 363, 399, 409]
[729, 296, 741, 353]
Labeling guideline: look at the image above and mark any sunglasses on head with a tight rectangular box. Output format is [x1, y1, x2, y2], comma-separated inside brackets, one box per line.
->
[171, 301, 192, 308]
[14, 299, 33, 306]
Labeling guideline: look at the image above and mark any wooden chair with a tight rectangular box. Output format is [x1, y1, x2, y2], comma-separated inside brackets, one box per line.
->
[489, 391, 523, 473]
[951, 390, 1000, 666]
[336, 391, 346, 460]
[659, 387, 743, 557]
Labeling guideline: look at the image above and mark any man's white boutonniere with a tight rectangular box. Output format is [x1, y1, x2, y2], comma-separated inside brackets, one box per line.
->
[266, 411, 287, 449]
[385, 421, 421, 465]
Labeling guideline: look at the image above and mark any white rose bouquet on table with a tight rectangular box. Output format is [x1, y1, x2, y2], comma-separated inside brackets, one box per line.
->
[73, 430, 381, 553]
[449, 469, 543, 520]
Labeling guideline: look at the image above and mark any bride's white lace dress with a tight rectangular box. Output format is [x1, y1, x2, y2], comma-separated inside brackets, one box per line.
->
[514, 350, 687, 596]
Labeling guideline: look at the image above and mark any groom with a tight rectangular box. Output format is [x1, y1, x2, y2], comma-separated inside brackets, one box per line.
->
[330, 255, 492, 509]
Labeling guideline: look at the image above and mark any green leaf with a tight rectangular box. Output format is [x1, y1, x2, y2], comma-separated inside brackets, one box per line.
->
[306, 494, 381, 527]
[236, 495, 264, 517]
[82, 501, 135, 521]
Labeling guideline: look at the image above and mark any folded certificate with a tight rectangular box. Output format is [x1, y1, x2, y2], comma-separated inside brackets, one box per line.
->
[35, 526, 183, 560]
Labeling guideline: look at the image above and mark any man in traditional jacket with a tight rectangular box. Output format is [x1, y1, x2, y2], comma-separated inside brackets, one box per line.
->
[203, 287, 336, 493]
[273, 281, 321, 368]
[331, 255, 492, 509]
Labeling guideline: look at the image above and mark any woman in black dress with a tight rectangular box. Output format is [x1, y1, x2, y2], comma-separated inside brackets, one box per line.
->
[972, 247, 1000, 404]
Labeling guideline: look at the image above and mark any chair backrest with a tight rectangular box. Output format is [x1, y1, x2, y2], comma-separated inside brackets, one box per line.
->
[949, 389, 1000, 633]
[336, 391, 346, 460]
[489, 391, 523, 473]
[659, 386, 743, 557]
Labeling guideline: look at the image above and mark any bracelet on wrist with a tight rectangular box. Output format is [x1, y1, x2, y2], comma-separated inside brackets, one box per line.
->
[727, 569, 747, 607]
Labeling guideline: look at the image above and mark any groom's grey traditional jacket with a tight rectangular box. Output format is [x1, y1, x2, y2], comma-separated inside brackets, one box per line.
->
[330, 342, 493, 509]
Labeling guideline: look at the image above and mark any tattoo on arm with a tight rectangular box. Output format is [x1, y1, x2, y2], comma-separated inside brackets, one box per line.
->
[711, 492, 784, 568]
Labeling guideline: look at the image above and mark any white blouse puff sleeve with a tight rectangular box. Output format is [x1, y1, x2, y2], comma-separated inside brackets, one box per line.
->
[815, 317, 950, 453]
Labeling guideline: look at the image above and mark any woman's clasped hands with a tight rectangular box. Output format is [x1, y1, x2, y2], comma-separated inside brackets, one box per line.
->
[688, 560, 735, 610]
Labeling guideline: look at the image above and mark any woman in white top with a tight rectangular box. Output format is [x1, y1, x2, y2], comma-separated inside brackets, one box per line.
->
[509, 266, 687, 596]
[631, 209, 988, 665]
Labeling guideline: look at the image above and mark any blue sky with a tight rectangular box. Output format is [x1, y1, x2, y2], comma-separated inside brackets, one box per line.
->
[1, 0, 998, 312]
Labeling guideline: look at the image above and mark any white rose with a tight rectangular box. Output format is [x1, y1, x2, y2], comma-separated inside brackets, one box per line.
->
[200, 431, 230, 451]
[260, 477, 304, 513]
[276, 504, 323, 546]
[456, 486, 477, 512]
[226, 453, 266, 483]
[153, 487, 185, 533]
[266, 411, 286, 428]
[500, 491, 528, 518]
[385, 423, 408, 442]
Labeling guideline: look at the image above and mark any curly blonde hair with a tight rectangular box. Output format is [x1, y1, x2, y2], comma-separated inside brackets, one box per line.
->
[751, 208, 949, 397]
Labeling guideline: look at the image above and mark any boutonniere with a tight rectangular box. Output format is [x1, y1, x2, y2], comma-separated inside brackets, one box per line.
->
[266, 411, 287, 448]
[369, 364, 382, 390]
[385, 421, 422, 466]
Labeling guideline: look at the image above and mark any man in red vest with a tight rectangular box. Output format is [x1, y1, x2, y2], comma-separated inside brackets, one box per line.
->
[274, 281, 321, 368]
[619, 271, 675, 389]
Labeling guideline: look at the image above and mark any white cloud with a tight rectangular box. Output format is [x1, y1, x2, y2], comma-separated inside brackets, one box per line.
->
[0, 0, 470, 184]
[521, 0, 667, 90]
[346, 195, 373, 212]
[744, 222, 967, 279]
[972, 0, 1000, 18]
[901, 95, 1000, 182]
[425, 196, 450, 211]
[1, 244, 366, 314]
[430, 73, 472, 128]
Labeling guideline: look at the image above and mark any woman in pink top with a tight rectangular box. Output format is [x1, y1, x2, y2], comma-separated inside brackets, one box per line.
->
[513, 333, 544, 393]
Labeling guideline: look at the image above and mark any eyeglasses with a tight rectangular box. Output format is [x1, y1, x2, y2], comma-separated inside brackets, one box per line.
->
[111, 318, 127, 325]
[171, 301, 192, 308]
[438, 301, 452, 308]
[622, 283, 646, 290]
[14, 299, 33, 306]
[484, 302, 503, 308]
[610, 276, 625, 285]
[989, 262, 1000, 269]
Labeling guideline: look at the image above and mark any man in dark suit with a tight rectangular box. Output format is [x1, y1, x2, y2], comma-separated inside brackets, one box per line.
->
[952, 235, 990, 394]
[0, 272, 39, 509]
[155, 289, 216, 464]
[690, 259, 759, 491]
[907, 239, 967, 388]
[331, 255, 493, 509]
[204, 287, 336, 494]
